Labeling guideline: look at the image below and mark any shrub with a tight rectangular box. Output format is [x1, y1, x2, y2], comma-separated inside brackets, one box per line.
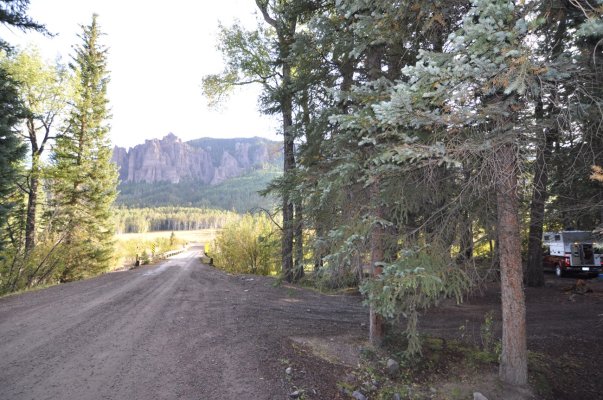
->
[211, 213, 280, 275]
[361, 246, 473, 358]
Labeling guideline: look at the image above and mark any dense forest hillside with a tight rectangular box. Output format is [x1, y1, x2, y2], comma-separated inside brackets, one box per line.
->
[116, 169, 280, 212]
[112, 135, 282, 211]
[114, 207, 239, 233]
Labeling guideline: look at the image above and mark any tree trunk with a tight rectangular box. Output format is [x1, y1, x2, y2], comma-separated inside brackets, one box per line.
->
[25, 168, 38, 252]
[25, 119, 40, 253]
[254, 3, 299, 283]
[281, 50, 296, 283]
[496, 142, 528, 386]
[458, 210, 473, 262]
[525, 133, 551, 287]
[293, 199, 304, 281]
[458, 167, 473, 262]
[369, 179, 386, 346]
[367, 44, 386, 346]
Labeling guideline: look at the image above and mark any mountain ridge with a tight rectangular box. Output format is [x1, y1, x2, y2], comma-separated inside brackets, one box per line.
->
[111, 133, 282, 185]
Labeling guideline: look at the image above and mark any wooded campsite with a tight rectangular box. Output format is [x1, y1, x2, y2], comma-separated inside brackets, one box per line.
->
[1, 1, 602, 399]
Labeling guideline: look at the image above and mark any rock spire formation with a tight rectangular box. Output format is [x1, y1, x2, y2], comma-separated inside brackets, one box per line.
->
[111, 133, 281, 185]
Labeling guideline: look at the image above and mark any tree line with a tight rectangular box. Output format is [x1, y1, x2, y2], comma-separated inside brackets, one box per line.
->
[0, 3, 117, 293]
[204, 0, 603, 387]
[115, 207, 239, 233]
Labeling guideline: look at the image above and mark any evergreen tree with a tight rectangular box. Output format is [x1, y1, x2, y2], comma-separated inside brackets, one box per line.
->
[303, 0, 469, 346]
[0, 0, 47, 256]
[203, 0, 322, 282]
[373, 0, 538, 385]
[525, 1, 603, 286]
[0, 67, 26, 253]
[50, 14, 117, 280]
[0, 0, 47, 51]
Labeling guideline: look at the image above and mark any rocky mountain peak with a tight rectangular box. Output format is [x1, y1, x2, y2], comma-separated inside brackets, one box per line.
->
[111, 134, 281, 185]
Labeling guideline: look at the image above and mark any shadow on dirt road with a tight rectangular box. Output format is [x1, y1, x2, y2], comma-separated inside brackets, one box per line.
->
[0, 246, 366, 400]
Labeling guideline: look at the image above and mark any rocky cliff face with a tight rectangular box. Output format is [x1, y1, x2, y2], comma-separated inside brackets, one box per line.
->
[112, 133, 281, 185]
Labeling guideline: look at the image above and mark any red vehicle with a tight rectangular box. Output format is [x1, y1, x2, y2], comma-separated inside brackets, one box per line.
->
[542, 231, 602, 278]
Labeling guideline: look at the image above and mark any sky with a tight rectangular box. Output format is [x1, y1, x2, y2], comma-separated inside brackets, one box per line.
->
[0, 0, 279, 149]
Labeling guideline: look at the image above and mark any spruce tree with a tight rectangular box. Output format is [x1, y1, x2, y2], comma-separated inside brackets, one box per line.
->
[0, 0, 46, 255]
[0, 0, 47, 51]
[50, 14, 117, 280]
[373, 0, 535, 385]
[0, 67, 26, 253]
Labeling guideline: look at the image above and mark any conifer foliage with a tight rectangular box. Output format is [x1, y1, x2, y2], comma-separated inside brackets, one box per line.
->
[0, 68, 26, 253]
[206, 0, 603, 388]
[0, 0, 40, 255]
[50, 15, 117, 281]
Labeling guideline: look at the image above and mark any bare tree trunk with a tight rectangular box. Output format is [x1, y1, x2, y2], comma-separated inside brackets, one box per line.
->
[526, 132, 551, 287]
[370, 182, 386, 346]
[25, 119, 41, 253]
[458, 167, 473, 262]
[281, 97, 295, 282]
[25, 152, 40, 254]
[367, 44, 386, 346]
[458, 210, 473, 262]
[293, 200, 304, 281]
[255, 1, 298, 283]
[25, 173, 38, 252]
[496, 142, 528, 386]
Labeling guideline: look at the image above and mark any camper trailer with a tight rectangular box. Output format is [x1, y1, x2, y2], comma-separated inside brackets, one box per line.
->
[542, 231, 602, 277]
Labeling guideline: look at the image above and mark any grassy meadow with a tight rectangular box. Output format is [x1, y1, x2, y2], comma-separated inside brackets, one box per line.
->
[113, 229, 219, 269]
[115, 229, 219, 244]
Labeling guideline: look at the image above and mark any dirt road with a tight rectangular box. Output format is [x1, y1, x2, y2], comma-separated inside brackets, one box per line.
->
[0, 246, 366, 400]
[2, 247, 602, 400]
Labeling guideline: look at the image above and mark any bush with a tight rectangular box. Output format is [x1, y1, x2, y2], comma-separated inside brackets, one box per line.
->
[0, 236, 75, 294]
[211, 213, 280, 275]
[361, 247, 473, 358]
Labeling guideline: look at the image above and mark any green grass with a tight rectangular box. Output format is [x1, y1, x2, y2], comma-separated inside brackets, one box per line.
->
[113, 229, 218, 269]
[115, 229, 219, 244]
[0, 283, 56, 299]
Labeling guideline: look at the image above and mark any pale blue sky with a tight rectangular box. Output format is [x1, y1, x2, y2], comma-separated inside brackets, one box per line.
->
[0, 0, 279, 148]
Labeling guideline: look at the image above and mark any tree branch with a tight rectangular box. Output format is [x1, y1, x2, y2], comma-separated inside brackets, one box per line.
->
[250, 207, 283, 231]
[255, 0, 278, 28]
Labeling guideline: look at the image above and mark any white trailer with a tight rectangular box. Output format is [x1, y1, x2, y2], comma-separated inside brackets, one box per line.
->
[542, 231, 602, 277]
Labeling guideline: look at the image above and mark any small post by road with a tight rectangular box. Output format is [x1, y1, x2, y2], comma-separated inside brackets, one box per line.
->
[203, 243, 213, 265]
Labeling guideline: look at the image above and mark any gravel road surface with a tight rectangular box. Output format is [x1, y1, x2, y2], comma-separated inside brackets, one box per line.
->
[0, 246, 366, 400]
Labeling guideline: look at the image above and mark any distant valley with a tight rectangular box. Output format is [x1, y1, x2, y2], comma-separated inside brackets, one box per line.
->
[112, 134, 282, 211]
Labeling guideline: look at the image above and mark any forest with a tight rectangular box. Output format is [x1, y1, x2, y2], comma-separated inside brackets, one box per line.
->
[114, 207, 239, 233]
[0, 6, 116, 292]
[203, 0, 603, 388]
[1, 0, 602, 394]
[116, 169, 280, 212]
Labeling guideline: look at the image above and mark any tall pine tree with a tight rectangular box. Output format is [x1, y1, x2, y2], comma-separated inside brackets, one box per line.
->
[373, 0, 535, 385]
[0, 67, 26, 254]
[0, 0, 47, 51]
[50, 14, 117, 281]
